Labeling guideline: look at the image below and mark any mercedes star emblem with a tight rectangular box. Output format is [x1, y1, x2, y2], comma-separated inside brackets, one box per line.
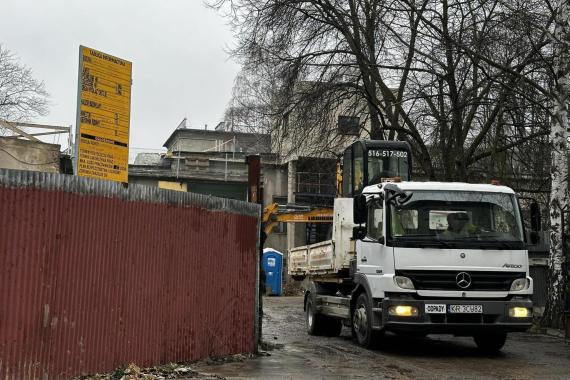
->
[460, 252, 466, 259]
[456, 272, 472, 289]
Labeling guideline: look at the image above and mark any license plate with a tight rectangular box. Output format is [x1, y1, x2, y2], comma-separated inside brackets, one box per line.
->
[425, 304, 446, 314]
[448, 304, 483, 313]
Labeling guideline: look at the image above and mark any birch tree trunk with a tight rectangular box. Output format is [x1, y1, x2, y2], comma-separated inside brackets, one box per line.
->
[543, 0, 570, 329]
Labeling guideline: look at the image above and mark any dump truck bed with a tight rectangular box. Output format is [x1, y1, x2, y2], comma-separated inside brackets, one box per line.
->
[289, 239, 357, 277]
[288, 198, 356, 278]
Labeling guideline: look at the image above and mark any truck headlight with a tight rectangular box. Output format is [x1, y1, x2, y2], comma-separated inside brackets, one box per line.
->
[388, 305, 419, 317]
[394, 276, 415, 290]
[510, 278, 529, 291]
[509, 307, 531, 318]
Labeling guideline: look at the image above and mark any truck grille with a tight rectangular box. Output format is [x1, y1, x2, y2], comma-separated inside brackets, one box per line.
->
[396, 270, 526, 291]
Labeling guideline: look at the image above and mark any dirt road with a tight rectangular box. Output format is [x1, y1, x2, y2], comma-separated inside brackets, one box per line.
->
[195, 296, 570, 379]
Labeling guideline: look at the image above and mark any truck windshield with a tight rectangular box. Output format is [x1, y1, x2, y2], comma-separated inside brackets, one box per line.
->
[389, 191, 524, 249]
[367, 149, 409, 183]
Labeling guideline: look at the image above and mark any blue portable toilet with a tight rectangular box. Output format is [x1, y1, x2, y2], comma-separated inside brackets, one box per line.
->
[262, 248, 283, 296]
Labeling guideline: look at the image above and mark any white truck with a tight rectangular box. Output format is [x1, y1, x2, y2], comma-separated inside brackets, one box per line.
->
[289, 141, 538, 352]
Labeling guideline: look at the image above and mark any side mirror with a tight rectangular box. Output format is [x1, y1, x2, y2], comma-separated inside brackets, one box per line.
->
[353, 194, 367, 224]
[530, 201, 541, 232]
[352, 226, 366, 240]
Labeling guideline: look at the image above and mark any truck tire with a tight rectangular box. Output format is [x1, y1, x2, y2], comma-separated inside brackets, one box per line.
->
[305, 296, 325, 335]
[305, 296, 343, 337]
[473, 332, 507, 353]
[351, 292, 380, 348]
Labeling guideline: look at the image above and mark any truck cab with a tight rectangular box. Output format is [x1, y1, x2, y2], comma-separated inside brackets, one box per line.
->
[349, 182, 534, 349]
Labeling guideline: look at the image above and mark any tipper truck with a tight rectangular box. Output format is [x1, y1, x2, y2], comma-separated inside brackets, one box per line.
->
[289, 140, 539, 352]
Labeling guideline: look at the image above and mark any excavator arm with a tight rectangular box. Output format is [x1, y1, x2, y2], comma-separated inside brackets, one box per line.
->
[262, 203, 333, 235]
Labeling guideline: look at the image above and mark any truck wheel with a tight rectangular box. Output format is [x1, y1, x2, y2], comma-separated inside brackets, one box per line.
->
[306, 296, 325, 335]
[473, 332, 507, 353]
[351, 292, 380, 348]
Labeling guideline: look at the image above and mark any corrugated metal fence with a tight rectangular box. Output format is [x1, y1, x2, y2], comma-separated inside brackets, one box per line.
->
[0, 169, 260, 379]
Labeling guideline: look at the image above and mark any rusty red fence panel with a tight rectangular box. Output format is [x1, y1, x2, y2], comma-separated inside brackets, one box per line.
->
[0, 169, 260, 379]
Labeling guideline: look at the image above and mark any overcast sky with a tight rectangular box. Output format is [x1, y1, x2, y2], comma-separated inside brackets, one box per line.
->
[0, 0, 240, 152]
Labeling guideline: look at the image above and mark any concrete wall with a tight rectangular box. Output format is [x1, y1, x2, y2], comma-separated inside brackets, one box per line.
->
[0, 138, 60, 173]
[187, 181, 248, 201]
[265, 232, 287, 255]
[177, 138, 218, 152]
[272, 87, 369, 162]
[166, 129, 271, 154]
[262, 165, 288, 207]
[262, 165, 289, 253]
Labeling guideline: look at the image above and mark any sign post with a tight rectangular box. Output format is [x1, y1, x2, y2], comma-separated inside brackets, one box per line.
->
[75, 46, 132, 183]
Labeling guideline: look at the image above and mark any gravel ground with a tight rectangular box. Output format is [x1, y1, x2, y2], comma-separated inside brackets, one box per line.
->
[195, 296, 570, 380]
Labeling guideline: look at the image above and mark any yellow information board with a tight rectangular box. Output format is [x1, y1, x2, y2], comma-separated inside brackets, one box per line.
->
[75, 46, 132, 182]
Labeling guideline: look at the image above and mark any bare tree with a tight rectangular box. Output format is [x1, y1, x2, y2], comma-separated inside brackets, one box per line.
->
[214, 0, 552, 181]
[223, 70, 273, 133]
[542, 0, 570, 329]
[392, 0, 551, 180]
[0, 44, 49, 133]
[212, 0, 434, 169]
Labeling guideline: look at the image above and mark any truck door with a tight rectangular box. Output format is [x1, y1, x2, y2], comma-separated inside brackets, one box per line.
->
[357, 197, 392, 276]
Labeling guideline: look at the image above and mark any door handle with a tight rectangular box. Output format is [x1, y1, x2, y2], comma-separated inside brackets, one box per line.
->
[361, 256, 367, 263]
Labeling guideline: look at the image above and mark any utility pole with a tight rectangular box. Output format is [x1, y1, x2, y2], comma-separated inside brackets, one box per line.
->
[246, 154, 264, 350]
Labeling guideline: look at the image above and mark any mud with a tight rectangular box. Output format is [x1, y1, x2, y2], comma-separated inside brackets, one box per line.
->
[195, 296, 570, 379]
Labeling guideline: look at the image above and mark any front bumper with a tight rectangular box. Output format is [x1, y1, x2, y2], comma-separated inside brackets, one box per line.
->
[378, 298, 533, 334]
